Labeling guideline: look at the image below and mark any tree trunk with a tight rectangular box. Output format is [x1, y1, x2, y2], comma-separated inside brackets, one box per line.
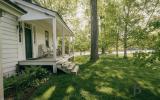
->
[123, 5, 130, 59]
[124, 23, 128, 59]
[102, 46, 105, 54]
[116, 30, 119, 57]
[80, 50, 82, 55]
[90, 0, 99, 61]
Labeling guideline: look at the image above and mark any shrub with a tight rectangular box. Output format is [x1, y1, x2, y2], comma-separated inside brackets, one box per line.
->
[4, 67, 49, 97]
[133, 51, 160, 68]
[132, 52, 149, 67]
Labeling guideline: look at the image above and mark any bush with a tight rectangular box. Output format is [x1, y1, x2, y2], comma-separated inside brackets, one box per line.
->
[133, 51, 160, 68]
[4, 67, 49, 97]
[132, 52, 149, 67]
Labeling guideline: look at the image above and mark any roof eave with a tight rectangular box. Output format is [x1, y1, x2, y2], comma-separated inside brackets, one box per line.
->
[2, 0, 27, 15]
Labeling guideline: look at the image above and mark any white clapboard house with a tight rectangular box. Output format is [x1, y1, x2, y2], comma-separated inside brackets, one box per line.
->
[0, 0, 79, 77]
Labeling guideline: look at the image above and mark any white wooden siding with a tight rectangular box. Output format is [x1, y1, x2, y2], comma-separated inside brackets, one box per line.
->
[0, 12, 18, 76]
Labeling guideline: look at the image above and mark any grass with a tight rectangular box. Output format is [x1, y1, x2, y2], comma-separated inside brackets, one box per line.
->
[30, 55, 160, 100]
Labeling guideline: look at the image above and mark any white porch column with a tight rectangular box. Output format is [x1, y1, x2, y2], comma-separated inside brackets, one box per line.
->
[52, 18, 57, 61]
[52, 18, 57, 73]
[62, 27, 65, 57]
[0, 31, 4, 100]
[68, 36, 71, 55]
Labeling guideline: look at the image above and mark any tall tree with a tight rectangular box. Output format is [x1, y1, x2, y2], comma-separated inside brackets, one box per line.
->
[90, 0, 99, 61]
[122, 0, 131, 59]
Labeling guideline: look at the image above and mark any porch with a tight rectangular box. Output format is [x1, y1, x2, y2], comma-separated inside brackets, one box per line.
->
[18, 55, 74, 66]
[18, 18, 76, 73]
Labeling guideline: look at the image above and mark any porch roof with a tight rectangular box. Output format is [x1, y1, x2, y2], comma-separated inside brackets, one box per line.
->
[11, 0, 74, 36]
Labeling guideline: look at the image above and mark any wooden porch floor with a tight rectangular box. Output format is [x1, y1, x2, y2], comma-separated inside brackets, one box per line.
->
[18, 55, 74, 66]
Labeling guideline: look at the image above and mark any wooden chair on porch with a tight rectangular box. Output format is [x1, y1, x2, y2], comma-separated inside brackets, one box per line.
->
[38, 44, 53, 57]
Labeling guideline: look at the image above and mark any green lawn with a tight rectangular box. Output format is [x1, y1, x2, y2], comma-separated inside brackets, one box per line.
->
[30, 55, 160, 100]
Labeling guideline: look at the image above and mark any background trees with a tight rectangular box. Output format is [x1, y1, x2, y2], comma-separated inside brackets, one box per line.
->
[35, 0, 160, 60]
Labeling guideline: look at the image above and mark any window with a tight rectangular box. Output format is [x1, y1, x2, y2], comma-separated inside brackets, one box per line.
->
[45, 31, 49, 48]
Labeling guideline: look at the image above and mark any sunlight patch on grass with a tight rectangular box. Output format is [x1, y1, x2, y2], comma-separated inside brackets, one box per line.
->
[96, 86, 129, 99]
[66, 85, 75, 94]
[114, 70, 125, 79]
[157, 89, 160, 94]
[94, 81, 110, 87]
[104, 66, 110, 69]
[138, 80, 154, 89]
[137, 80, 158, 95]
[80, 89, 97, 99]
[34, 86, 56, 100]
[115, 91, 128, 99]
[95, 71, 105, 77]
[105, 70, 125, 79]
[96, 87, 114, 95]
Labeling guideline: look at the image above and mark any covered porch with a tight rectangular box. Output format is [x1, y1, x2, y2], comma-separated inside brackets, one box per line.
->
[21, 18, 74, 60]
[18, 17, 74, 73]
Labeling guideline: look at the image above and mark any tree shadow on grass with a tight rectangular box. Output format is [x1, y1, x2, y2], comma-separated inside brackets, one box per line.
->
[30, 56, 160, 100]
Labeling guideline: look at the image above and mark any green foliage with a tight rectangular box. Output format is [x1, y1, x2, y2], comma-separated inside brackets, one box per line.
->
[133, 50, 160, 68]
[151, 33, 160, 61]
[4, 67, 49, 98]
[133, 52, 150, 67]
[74, 55, 89, 64]
[74, 31, 90, 52]
[129, 27, 149, 49]
[98, 0, 122, 53]
[34, 0, 78, 15]
[149, 20, 160, 29]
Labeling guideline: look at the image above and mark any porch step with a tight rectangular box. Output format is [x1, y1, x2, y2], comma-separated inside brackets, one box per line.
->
[67, 64, 75, 71]
[71, 66, 79, 75]
[57, 66, 70, 74]
[57, 61, 79, 75]
[62, 62, 71, 69]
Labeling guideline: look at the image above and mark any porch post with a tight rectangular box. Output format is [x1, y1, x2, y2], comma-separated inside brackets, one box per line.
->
[52, 18, 57, 73]
[73, 36, 75, 58]
[68, 34, 71, 55]
[62, 27, 65, 57]
[52, 18, 57, 61]
[0, 30, 4, 100]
